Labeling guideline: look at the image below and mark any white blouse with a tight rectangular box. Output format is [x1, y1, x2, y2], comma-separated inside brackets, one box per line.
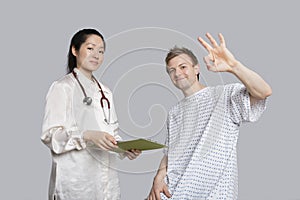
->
[41, 68, 122, 200]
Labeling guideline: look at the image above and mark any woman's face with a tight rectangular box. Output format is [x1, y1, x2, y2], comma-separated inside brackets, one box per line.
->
[72, 34, 105, 74]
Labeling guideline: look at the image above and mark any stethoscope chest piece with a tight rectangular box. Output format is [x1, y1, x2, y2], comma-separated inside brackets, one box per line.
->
[83, 97, 93, 105]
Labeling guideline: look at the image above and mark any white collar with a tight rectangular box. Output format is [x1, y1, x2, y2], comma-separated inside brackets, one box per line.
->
[73, 68, 109, 94]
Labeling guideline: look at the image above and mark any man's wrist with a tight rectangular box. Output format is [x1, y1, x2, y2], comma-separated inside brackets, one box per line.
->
[155, 170, 166, 181]
[229, 60, 242, 74]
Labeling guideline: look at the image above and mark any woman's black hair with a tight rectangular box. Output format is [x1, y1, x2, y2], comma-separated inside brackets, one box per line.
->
[67, 28, 105, 73]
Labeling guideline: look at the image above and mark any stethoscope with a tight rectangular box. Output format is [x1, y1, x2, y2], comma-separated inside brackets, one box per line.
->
[72, 70, 111, 124]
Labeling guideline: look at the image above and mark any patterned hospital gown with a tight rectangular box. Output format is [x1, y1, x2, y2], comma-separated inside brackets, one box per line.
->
[162, 83, 266, 200]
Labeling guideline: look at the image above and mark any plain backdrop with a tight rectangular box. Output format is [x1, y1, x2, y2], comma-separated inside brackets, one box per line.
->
[0, 1, 299, 200]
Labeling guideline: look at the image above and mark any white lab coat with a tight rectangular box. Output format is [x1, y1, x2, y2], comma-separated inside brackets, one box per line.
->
[41, 68, 122, 200]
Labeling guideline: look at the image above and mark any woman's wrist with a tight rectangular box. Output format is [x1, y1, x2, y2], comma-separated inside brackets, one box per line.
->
[82, 130, 91, 141]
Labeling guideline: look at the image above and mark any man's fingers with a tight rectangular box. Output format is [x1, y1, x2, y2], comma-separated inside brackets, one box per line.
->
[203, 56, 215, 69]
[149, 192, 155, 200]
[154, 189, 161, 200]
[206, 32, 219, 48]
[148, 190, 155, 200]
[163, 186, 171, 198]
[198, 36, 212, 52]
[198, 36, 217, 61]
[147, 192, 151, 200]
[218, 33, 226, 47]
[199, 33, 224, 52]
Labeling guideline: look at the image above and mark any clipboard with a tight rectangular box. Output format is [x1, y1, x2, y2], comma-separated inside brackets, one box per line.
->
[114, 139, 167, 152]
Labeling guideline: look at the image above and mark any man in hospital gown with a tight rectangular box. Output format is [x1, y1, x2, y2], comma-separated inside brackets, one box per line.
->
[147, 33, 272, 200]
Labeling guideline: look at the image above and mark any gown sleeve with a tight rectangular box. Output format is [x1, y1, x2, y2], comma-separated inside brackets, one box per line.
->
[41, 81, 86, 154]
[228, 83, 267, 125]
[163, 113, 170, 156]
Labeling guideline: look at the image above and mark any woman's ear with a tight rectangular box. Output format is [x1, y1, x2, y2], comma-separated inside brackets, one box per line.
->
[71, 46, 77, 57]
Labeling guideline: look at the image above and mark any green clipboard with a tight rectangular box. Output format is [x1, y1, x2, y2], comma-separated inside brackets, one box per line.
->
[115, 139, 167, 152]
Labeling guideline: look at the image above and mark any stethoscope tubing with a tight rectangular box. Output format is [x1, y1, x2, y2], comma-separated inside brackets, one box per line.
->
[72, 70, 111, 124]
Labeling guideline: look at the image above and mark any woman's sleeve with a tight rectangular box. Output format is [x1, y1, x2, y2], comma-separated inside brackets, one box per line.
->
[41, 81, 86, 154]
[110, 92, 122, 141]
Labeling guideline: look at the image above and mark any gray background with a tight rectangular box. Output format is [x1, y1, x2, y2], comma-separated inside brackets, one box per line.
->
[0, 1, 299, 199]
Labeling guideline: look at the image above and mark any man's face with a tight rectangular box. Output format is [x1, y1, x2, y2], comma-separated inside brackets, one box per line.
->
[166, 53, 199, 92]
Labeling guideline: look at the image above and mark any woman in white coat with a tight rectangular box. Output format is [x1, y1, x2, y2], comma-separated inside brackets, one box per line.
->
[41, 28, 141, 200]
